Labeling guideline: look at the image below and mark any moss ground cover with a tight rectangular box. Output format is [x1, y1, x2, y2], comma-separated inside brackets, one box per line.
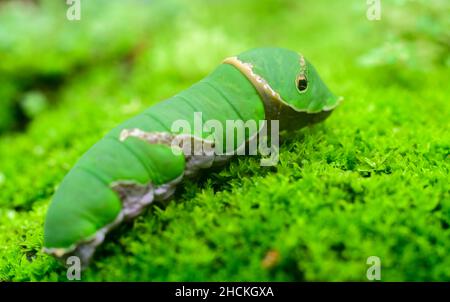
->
[0, 0, 448, 281]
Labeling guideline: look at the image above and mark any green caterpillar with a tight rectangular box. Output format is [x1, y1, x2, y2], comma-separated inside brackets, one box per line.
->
[43, 47, 342, 265]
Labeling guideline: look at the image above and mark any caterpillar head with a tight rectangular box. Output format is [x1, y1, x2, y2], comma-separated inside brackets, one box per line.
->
[224, 47, 343, 130]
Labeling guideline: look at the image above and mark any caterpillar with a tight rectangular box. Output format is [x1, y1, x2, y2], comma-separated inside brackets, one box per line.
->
[43, 47, 342, 265]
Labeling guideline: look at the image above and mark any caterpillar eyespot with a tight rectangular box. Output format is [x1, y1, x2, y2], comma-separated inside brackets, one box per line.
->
[297, 75, 308, 92]
[43, 47, 342, 266]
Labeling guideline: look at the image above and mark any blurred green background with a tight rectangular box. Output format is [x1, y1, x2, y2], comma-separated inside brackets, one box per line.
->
[0, 0, 448, 281]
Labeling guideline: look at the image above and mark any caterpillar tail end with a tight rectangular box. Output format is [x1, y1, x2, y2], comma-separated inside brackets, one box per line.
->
[43, 220, 116, 269]
[43, 173, 185, 268]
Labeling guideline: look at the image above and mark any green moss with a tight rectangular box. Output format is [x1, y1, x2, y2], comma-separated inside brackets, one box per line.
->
[0, 0, 449, 281]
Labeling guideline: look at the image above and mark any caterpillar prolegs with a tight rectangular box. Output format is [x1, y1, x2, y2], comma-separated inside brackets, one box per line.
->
[43, 47, 342, 266]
